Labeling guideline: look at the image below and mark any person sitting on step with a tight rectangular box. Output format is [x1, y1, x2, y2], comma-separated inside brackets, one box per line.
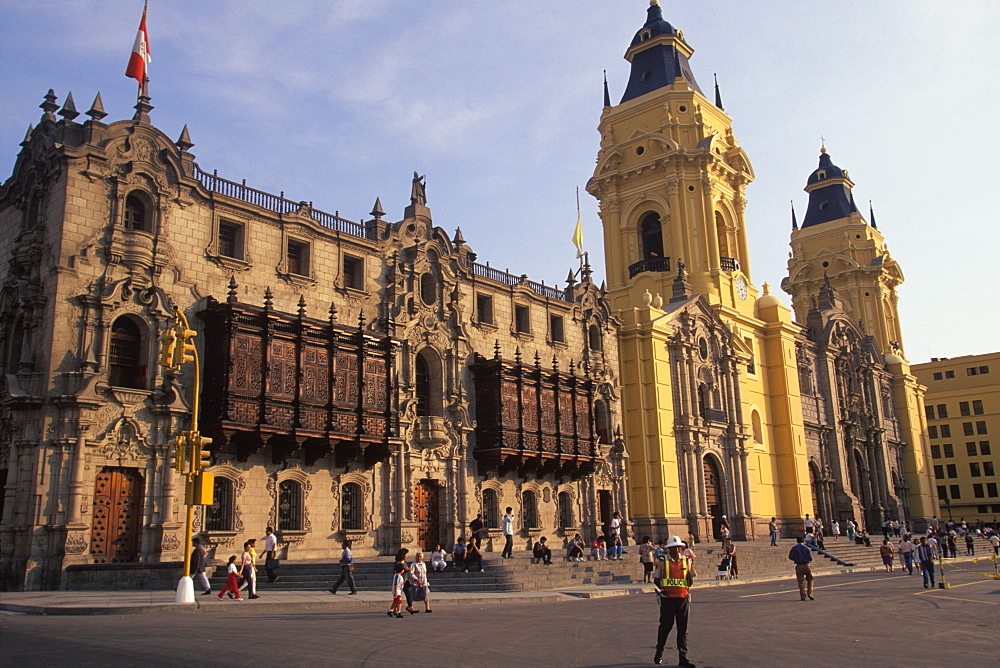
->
[533, 536, 553, 565]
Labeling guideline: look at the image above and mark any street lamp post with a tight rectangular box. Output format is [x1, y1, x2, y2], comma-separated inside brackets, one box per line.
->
[160, 307, 213, 603]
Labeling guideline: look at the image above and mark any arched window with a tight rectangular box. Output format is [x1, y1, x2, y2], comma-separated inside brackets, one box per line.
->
[4, 315, 25, 374]
[278, 480, 303, 531]
[595, 400, 611, 444]
[483, 488, 500, 529]
[715, 211, 730, 258]
[108, 317, 146, 389]
[25, 192, 43, 229]
[414, 350, 442, 417]
[522, 490, 539, 529]
[751, 410, 763, 444]
[205, 477, 234, 531]
[420, 272, 436, 305]
[588, 324, 603, 352]
[415, 354, 430, 417]
[640, 212, 664, 260]
[342, 482, 362, 531]
[124, 193, 149, 232]
[558, 491, 574, 528]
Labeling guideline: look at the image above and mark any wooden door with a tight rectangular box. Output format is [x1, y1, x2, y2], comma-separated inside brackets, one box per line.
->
[704, 457, 724, 538]
[90, 467, 144, 563]
[414, 481, 440, 551]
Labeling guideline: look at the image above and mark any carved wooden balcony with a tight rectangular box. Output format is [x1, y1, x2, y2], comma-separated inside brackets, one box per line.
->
[470, 353, 601, 480]
[198, 292, 400, 467]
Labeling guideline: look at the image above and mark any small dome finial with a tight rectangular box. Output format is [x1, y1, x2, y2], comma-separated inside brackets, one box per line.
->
[650, 0, 659, 5]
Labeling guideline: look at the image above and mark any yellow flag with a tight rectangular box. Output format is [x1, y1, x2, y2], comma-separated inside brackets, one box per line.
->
[572, 187, 584, 259]
[572, 212, 584, 259]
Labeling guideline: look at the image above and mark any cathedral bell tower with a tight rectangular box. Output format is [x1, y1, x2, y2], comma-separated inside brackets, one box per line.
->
[587, 2, 816, 542]
[588, 0, 756, 317]
[783, 149, 906, 357]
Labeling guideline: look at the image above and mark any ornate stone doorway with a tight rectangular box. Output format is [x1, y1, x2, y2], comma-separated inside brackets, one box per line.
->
[414, 481, 440, 551]
[89, 467, 144, 563]
[704, 457, 724, 539]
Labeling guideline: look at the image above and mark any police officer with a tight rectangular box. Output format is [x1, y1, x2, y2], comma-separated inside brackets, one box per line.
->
[651, 535, 696, 666]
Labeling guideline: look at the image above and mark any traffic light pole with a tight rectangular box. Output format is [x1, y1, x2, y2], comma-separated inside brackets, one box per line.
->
[179, 308, 200, 581]
[161, 307, 210, 601]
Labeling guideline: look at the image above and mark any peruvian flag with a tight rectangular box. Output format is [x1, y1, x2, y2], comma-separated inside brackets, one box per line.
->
[125, 3, 151, 84]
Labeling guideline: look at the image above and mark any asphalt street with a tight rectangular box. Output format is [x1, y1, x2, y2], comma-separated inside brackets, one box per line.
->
[2, 568, 997, 667]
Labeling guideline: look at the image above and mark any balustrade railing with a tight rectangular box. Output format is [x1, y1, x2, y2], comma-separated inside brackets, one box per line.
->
[471, 262, 567, 301]
[195, 167, 365, 237]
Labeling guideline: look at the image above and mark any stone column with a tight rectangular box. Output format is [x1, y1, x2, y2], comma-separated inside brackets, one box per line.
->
[65, 435, 87, 526]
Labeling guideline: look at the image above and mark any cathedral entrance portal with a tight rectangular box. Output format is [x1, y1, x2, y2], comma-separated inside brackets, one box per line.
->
[89, 467, 144, 563]
[704, 457, 725, 539]
[414, 481, 440, 551]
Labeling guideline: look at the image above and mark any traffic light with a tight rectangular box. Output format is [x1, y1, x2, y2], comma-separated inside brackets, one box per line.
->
[172, 322, 197, 367]
[187, 471, 215, 506]
[190, 431, 213, 470]
[169, 434, 187, 472]
[158, 327, 177, 369]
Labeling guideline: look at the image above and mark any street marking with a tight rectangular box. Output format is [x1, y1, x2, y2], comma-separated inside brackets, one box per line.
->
[738, 576, 891, 598]
[915, 594, 999, 606]
[918, 579, 995, 590]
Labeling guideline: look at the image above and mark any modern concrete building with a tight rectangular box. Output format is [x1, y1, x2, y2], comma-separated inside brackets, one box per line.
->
[913, 353, 1000, 524]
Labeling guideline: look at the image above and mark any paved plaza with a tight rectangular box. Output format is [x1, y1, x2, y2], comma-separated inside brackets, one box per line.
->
[2, 568, 997, 667]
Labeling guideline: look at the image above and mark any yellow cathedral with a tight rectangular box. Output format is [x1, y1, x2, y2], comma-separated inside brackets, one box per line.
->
[587, 1, 937, 541]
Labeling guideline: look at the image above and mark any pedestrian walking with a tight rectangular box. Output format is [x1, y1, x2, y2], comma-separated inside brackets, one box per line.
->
[638, 536, 656, 582]
[239, 539, 260, 599]
[964, 534, 975, 556]
[190, 537, 211, 595]
[947, 534, 958, 559]
[217, 555, 243, 600]
[897, 535, 916, 575]
[263, 526, 280, 583]
[990, 533, 999, 556]
[916, 537, 936, 588]
[846, 518, 856, 542]
[408, 551, 432, 613]
[724, 538, 739, 578]
[387, 562, 405, 618]
[501, 506, 515, 558]
[804, 514, 814, 536]
[609, 511, 624, 559]
[788, 536, 814, 601]
[330, 539, 358, 595]
[394, 548, 416, 614]
[831, 520, 841, 541]
[879, 539, 894, 572]
[769, 517, 778, 546]
[651, 536, 696, 667]
[469, 512, 485, 551]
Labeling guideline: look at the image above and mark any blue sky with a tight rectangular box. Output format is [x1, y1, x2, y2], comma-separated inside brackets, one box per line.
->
[2, 1, 997, 362]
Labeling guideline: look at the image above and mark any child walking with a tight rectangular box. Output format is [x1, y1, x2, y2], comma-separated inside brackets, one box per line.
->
[386, 562, 405, 618]
[217, 555, 243, 600]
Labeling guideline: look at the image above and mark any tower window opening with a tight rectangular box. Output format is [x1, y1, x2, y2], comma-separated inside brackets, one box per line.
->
[820, 201, 830, 210]
[640, 213, 664, 261]
[124, 193, 149, 232]
[108, 317, 146, 389]
[641, 69, 653, 82]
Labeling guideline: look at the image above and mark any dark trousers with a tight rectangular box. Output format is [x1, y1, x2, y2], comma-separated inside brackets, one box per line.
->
[239, 565, 256, 596]
[502, 534, 514, 558]
[332, 564, 356, 593]
[921, 560, 936, 587]
[656, 596, 690, 659]
[466, 552, 483, 571]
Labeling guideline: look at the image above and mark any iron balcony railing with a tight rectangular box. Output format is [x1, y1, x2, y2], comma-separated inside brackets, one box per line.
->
[195, 167, 366, 237]
[628, 256, 671, 279]
[720, 257, 741, 272]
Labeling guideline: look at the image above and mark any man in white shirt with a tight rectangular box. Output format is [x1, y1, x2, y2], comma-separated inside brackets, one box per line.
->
[330, 539, 358, 595]
[501, 507, 515, 559]
[263, 526, 279, 583]
[610, 511, 624, 560]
